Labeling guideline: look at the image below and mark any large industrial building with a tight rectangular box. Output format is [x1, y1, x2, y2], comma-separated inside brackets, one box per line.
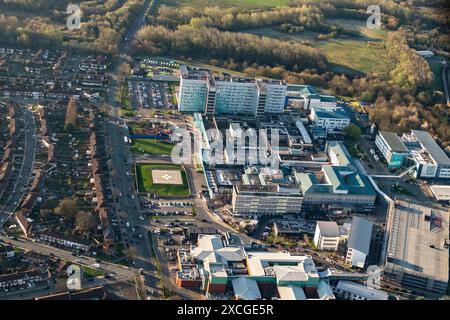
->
[382, 200, 449, 297]
[296, 140, 376, 211]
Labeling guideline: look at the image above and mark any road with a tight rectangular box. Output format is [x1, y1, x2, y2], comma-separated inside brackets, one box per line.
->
[442, 60, 450, 105]
[0, 235, 133, 279]
[106, 118, 161, 299]
[357, 137, 386, 174]
[0, 107, 37, 227]
[99, 0, 166, 300]
[106, 0, 151, 108]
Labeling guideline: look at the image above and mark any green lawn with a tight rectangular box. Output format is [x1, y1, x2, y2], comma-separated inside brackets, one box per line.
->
[120, 108, 135, 117]
[326, 18, 388, 41]
[82, 266, 106, 279]
[136, 163, 190, 197]
[345, 141, 366, 160]
[122, 83, 131, 108]
[130, 139, 174, 155]
[266, 232, 298, 247]
[317, 19, 390, 75]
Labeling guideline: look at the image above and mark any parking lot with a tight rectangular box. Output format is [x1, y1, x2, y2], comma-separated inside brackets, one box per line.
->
[129, 81, 176, 110]
[140, 58, 178, 70]
[141, 198, 194, 217]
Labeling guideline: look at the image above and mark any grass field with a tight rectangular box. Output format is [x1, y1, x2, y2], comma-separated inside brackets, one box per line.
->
[313, 39, 390, 75]
[246, 19, 390, 76]
[314, 19, 390, 75]
[325, 18, 388, 41]
[130, 139, 174, 155]
[136, 163, 190, 197]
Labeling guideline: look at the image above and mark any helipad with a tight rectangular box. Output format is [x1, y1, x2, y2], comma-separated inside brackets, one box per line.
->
[151, 169, 183, 185]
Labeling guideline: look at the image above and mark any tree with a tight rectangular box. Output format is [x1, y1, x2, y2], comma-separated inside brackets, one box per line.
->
[64, 96, 77, 131]
[54, 197, 78, 221]
[133, 25, 327, 72]
[75, 211, 95, 232]
[127, 246, 137, 261]
[343, 124, 362, 142]
[39, 209, 50, 220]
[117, 63, 131, 83]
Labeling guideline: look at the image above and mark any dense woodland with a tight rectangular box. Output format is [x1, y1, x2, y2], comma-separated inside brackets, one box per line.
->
[133, 25, 327, 71]
[0, 0, 144, 53]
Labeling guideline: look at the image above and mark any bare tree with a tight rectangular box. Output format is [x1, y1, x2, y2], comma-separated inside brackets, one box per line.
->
[54, 197, 78, 221]
[64, 96, 77, 131]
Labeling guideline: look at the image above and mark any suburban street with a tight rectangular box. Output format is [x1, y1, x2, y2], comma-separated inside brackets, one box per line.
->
[100, 0, 164, 300]
[106, 116, 162, 299]
[0, 107, 37, 227]
[0, 235, 134, 279]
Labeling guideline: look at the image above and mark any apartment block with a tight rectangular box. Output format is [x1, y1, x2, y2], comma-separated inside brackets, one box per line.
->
[178, 68, 287, 116]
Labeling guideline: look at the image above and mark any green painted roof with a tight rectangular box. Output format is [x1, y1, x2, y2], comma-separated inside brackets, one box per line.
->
[319, 95, 337, 103]
[313, 107, 349, 120]
[323, 166, 376, 196]
[296, 166, 376, 196]
[287, 84, 317, 97]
